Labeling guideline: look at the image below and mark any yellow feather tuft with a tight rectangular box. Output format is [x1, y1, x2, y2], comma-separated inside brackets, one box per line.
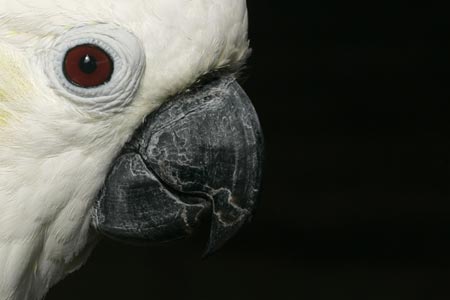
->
[0, 44, 32, 125]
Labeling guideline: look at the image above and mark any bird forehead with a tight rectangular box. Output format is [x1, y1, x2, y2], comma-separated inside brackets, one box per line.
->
[0, 0, 247, 39]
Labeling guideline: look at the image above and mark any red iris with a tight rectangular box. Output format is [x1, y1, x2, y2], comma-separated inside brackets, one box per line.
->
[63, 44, 114, 88]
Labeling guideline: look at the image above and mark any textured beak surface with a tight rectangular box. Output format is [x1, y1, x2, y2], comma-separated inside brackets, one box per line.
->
[93, 77, 264, 254]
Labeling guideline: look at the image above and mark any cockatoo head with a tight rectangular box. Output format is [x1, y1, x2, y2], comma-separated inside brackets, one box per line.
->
[0, 0, 263, 299]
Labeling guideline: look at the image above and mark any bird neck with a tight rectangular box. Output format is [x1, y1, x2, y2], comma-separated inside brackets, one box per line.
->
[0, 141, 114, 300]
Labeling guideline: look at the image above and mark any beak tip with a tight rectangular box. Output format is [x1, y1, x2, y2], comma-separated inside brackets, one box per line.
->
[203, 206, 256, 257]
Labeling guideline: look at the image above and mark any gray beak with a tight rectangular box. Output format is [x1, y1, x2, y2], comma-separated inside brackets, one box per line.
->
[92, 76, 264, 255]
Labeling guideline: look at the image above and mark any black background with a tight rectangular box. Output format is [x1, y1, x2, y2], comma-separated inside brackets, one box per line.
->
[48, 1, 448, 299]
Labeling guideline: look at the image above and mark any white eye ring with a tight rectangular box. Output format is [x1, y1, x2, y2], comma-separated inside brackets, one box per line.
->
[46, 23, 146, 113]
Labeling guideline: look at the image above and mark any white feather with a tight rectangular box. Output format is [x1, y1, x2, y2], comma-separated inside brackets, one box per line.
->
[0, 0, 250, 299]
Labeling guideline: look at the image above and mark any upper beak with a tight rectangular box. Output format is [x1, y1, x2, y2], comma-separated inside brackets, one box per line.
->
[92, 76, 264, 255]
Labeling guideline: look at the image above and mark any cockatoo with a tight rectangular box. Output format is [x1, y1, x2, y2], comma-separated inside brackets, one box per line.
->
[0, 0, 263, 299]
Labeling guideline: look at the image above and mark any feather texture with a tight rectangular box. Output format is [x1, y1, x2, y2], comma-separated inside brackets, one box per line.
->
[0, 0, 250, 299]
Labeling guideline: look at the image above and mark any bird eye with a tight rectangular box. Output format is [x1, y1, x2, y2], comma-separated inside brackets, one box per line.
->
[47, 24, 145, 112]
[63, 44, 114, 88]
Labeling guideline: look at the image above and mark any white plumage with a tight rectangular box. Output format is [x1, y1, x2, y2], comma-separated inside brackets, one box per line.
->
[0, 1, 250, 299]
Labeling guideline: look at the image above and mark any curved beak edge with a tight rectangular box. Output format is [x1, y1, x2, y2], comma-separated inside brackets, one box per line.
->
[92, 76, 264, 256]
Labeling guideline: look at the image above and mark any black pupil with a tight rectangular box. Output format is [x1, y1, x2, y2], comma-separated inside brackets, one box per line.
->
[79, 54, 97, 74]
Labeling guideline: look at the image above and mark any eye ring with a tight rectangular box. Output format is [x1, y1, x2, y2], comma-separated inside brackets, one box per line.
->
[46, 24, 146, 113]
[63, 44, 114, 88]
